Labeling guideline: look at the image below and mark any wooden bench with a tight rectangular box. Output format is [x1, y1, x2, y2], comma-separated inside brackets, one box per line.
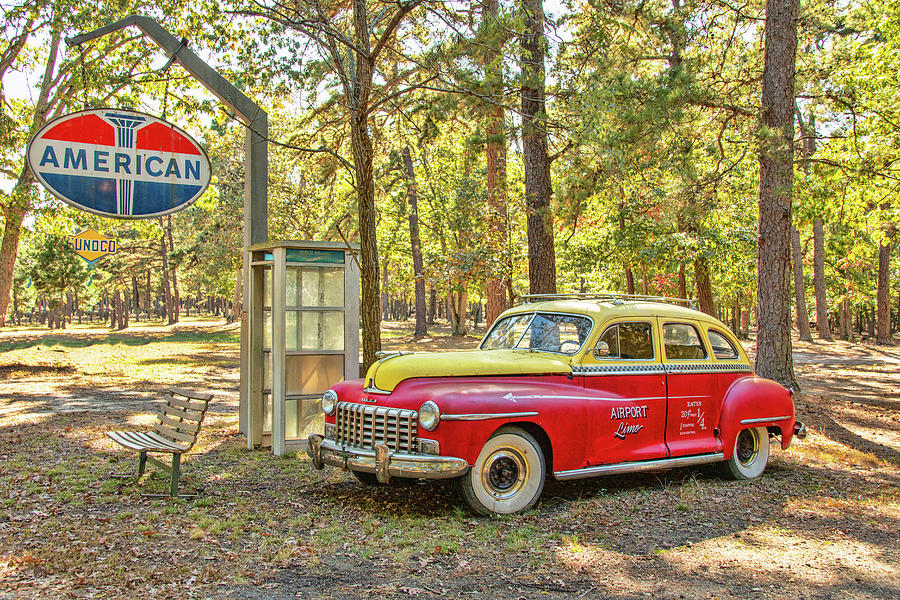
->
[107, 386, 213, 497]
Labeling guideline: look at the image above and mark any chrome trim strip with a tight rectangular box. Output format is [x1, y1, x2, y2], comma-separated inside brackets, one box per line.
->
[740, 415, 791, 424]
[441, 411, 539, 421]
[553, 453, 724, 481]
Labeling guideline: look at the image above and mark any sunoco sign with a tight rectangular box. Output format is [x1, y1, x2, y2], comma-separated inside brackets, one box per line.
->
[27, 109, 211, 219]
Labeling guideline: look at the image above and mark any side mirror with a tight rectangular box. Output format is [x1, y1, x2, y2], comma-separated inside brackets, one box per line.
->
[595, 341, 610, 357]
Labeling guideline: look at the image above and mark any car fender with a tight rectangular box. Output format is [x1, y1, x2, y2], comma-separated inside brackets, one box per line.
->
[718, 376, 796, 455]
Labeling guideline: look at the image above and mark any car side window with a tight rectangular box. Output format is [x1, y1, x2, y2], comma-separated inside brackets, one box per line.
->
[663, 323, 708, 360]
[595, 322, 653, 360]
[707, 329, 740, 360]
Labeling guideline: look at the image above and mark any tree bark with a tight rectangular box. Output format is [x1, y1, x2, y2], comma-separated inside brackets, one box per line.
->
[678, 265, 687, 300]
[791, 226, 812, 341]
[401, 146, 428, 337]
[521, 0, 556, 294]
[755, 0, 800, 389]
[694, 256, 716, 316]
[812, 218, 832, 340]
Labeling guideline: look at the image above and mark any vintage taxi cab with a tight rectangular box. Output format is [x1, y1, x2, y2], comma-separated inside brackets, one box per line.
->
[308, 294, 806, 516]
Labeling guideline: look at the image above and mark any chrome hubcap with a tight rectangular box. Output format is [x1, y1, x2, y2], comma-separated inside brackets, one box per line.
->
[736, 429, 759, 466]
[482, 449, 527, 500]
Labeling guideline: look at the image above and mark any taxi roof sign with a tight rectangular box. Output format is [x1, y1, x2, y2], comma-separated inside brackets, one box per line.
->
[72, 229, 117, 263]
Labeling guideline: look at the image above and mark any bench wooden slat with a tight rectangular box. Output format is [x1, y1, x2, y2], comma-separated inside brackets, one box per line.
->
[166, 395, 209, 413]
[169, 386, 213, 401]
[108, 430, 185, 452]
[143, 431, 190, 451]
[153, 423, 197, 445]
[163, 404, 204, 423]
[158, 413, 201, 435]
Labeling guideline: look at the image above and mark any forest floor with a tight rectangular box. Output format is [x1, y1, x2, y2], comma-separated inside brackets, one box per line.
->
[0, 318, 897, 600]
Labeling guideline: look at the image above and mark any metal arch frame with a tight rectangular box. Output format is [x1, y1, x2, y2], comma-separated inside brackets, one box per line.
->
[67, 15, 268, 435]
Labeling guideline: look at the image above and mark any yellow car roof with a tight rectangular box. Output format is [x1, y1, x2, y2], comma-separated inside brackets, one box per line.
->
[503, 299, 721, 325]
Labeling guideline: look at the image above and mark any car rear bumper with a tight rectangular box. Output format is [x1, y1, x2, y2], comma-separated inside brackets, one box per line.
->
[308, 434, 469, 483]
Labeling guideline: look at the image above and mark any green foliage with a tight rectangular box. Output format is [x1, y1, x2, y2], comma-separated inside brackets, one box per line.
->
[18, 233, 88, 301]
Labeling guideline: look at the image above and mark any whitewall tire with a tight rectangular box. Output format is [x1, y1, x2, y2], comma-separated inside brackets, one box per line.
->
[457, 427, 546, 516]
[723, 426, 770, 480]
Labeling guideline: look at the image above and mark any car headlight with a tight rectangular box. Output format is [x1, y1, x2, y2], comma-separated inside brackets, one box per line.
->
[419, 401, 440, 431]
[321, 390, 338, 416]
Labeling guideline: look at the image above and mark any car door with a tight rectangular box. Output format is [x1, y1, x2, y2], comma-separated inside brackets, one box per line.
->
[660, 320, 720, 456]
[702, 325, 755, 428]
[578, 319, 669, 465]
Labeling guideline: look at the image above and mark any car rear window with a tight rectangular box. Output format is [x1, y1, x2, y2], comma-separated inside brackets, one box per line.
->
[707, 329, 740, 360]
[663, 323, 708, 360]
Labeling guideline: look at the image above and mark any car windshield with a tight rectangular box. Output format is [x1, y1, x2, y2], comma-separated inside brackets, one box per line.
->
[480, 312, 592, 355]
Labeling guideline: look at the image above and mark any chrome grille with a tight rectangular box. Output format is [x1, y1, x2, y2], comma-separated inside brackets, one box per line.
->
[334, 402, 419, 453]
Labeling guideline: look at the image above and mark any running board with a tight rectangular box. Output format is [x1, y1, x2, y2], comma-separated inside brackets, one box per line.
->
[553, 452, 724, 481]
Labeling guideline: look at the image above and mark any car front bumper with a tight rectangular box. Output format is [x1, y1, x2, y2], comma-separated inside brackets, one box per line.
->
[307, 434, 469, 483]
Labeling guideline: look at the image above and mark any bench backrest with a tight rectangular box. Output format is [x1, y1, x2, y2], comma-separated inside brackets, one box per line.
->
[153, 387, 214, 452]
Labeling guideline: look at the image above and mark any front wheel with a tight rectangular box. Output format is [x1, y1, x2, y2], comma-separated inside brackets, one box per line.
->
[722, 427, 770, 480]
[456, 427, 546, 516]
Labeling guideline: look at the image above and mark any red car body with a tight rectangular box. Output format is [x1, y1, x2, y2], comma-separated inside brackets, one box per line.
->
[309, 295, 804, 515]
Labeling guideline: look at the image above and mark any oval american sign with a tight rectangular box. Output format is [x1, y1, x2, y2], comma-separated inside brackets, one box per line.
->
[27, 109, 211, 219]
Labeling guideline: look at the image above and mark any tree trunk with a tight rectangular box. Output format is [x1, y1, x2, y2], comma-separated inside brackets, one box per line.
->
[381, 260, 389, 320]
[428, 285, 436, 325]
[159, 222, 175, 325]
[122, 290, 130, 329]
[791, 226, 812, 341]
[401, 146, 428, 337]
[876, 208, 892, 344]
[167, 215, 180, 323]
[839, 297, 850, 340]
[678, 265, 687, 300]
[232, 266, 242, 323]
[755, 0, 800, 389]
[482, 0, 510, 327]
[625, 267, 635, 294]
[521, 0, 556, 295]
[450, 288, 468, 336]
[349, 0, 381, 371]
[0, 26, 61, 327]
[813, 218, 832, 340]
[694, 256, 715, 316]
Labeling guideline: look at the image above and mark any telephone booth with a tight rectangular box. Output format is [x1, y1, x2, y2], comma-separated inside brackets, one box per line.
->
[244, 241, 359, 455]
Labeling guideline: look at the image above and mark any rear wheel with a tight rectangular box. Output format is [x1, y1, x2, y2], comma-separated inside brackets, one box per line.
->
[722, 427, 770, 480]
[456, 427, 546, 516]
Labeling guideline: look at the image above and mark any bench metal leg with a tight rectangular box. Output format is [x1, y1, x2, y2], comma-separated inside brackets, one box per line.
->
[170, 453, 181, 497]
[138, 451, 147, 477]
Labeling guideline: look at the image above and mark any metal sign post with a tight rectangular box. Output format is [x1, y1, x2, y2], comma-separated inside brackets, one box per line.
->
[67, 16, 268, 434]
